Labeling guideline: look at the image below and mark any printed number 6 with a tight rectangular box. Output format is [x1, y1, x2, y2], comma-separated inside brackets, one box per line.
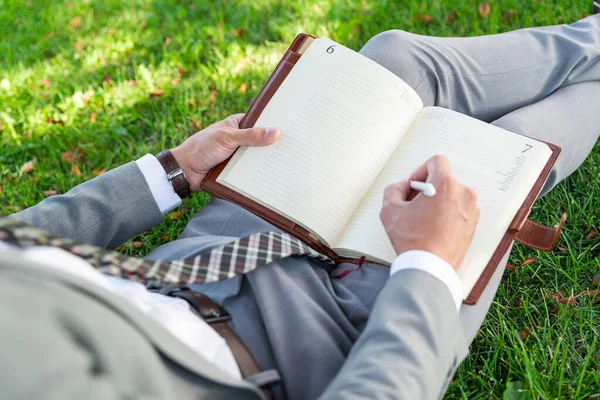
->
[327, 45, 336, 54]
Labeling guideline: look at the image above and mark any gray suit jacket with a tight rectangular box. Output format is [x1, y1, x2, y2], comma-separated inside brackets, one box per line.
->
[2, 162, 468, 399]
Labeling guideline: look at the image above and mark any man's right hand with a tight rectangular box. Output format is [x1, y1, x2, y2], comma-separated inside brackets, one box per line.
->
[379, 155, 480, 271]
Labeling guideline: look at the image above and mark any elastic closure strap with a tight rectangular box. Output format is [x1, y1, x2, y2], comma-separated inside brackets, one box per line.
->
[511, 212, 567, 251]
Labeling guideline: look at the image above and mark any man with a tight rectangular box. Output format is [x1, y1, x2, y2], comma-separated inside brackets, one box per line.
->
[1, 14, 599, 400]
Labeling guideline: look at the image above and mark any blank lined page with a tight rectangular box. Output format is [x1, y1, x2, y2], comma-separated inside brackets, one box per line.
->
[336, 107, 552, 298]
[218, 38, 423, 245]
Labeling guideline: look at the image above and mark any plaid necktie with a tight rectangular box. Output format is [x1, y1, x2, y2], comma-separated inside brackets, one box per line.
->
[0, 217, 333, 287]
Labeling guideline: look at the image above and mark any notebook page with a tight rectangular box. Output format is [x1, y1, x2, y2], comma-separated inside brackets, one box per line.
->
[218, 38, 423, 246]
[336, 107, 552, 298]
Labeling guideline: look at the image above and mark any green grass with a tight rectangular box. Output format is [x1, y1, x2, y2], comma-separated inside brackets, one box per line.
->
[1, 0, 599, 398]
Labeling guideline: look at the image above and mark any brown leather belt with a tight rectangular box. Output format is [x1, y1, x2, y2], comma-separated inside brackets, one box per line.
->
[152, 286, 272, 399]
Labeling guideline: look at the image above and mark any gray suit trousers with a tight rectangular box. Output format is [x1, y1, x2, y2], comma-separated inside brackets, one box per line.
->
[10, 16, 599, 400]
[144, 15, 600, 400]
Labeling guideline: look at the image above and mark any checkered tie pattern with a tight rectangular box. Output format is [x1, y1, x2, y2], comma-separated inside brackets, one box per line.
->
[0, 217, 333, 287]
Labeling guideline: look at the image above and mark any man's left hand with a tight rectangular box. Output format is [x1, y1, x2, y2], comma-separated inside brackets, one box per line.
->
[171, 114, 280, 192]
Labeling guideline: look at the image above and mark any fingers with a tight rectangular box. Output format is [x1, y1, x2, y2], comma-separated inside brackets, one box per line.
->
[209, 114, 281, 148]
[225, 113, 246, 128]
[409, 154, 451, 184]
[383, 180, 411, 204]
[463, 186, 478, 205]
[224, 126, 281, 148]
[209, 113, 246, 129]
[463, 186, 480, 229]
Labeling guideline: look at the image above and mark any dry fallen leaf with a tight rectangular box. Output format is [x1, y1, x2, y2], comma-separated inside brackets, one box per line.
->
[72, 164, 82, 177]
[128, 80, 138, 86]
[514, 297, 522, 307]
[131, 240, 143, 248]
[164, 36, 172, 45]
[586, 230, 598, 239]
[417, 14, 434, 23]
[177, 67, 186, 77]
[90, 112, 97, 123]
[171, 79, 180, 86]
[43, 190, 58, 197]
[150, 89, 166, 97]
[506, 264, 515, 271]
[230, 27, 244, 37]
[478, 2, 491, 18]
[238, 82, 248, 94]
[188, 98, 196, 107]
[558, 297, 577, 305]
[61, 149, 83, 163]
[0, 186, 2, 195]
[190, 119, 202, 134]
[169, 211, 181, 220]
[20, 160, 35, 174]
[92, 168, 106, 177]
[160, 234, 170, 242]
[69, 16, 83, 28]
[209, 89, 217, 103]
[548, 291, 567, 300]
[503, 9, 516, 21]
[445, 11, 458, 23]
[103, 75, 112, 84]
[521, 257, 536, 266]
[557, 246, 569, 252]
[582, 289, 600, 299]
[592, 273, 600, 288]
[518, 328, 531, 341]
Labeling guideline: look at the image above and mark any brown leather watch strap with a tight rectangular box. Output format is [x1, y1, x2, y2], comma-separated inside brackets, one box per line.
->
[167, 288, 273, 399]
[513, 212, 567, 251]
[156, 150, 191, 199]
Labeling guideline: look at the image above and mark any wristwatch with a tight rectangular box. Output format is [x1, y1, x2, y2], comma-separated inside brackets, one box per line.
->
[156, 150, 191, 199]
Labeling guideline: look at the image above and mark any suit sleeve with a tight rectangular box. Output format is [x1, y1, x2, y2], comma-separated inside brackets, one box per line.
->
[319, 269, 469, 400]
[13, 162, 164, 249]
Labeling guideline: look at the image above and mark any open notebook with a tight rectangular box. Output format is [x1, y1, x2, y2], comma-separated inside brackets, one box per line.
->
[202, 34, 563, 304]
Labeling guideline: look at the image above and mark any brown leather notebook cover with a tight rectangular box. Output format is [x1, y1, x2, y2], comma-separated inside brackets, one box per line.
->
[201, 33, 563, 305]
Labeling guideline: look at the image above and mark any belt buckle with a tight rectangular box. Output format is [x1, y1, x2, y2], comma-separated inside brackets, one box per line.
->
[204, 309, 232, 324]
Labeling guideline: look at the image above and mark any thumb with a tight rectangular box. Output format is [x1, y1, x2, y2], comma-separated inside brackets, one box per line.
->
[228, 127, 280, 147]
[383, 180, 412, 204]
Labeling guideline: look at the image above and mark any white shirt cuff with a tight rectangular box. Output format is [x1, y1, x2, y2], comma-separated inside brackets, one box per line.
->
[390, 250, 463, 312]
[135, 154, 182, 214]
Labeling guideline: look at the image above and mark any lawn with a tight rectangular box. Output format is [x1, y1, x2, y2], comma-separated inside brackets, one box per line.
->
[1, 0, 599, 398]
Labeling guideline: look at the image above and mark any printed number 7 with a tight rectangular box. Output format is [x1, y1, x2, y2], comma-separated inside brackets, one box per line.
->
[522, 144, 533, 153]
[327, 45, 336, 54]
